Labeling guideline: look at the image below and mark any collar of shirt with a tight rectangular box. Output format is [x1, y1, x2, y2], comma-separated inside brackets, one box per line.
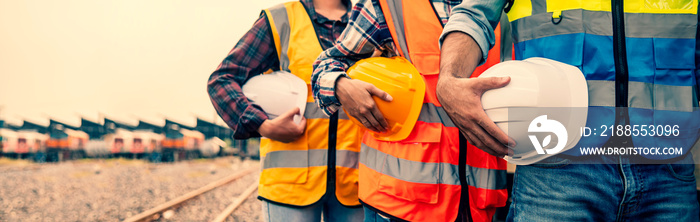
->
[301, 0, 351, 25]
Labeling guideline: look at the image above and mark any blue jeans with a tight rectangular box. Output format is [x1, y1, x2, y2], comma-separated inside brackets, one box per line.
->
[363, 206, 395, 222]
[262, 194, 364, 222]
[507, 155, 699, 221]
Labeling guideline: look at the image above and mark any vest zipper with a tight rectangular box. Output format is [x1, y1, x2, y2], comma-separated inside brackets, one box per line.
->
[612, 0, 630, 124]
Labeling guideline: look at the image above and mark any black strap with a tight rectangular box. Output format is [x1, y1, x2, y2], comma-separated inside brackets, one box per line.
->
[456, 134, 473, 222]
[326, 112, 339, 200]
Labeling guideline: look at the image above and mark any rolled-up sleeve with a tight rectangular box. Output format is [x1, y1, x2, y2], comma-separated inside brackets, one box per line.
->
[439, 0, 506, 65]
[312, 0, 394, 116]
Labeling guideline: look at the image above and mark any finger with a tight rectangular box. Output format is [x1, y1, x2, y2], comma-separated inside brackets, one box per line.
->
[462, 131, 480, 147]
[280, 107, 301, 120]
[369, 106, 389, 132]
[464, 130, 504, 158]
[363, 113, 383, 133]
[473, 76, 510, 92]
[475, 112, 516, 147]
[463, 131, 486, 153]
[296, 117, 307, 132]
[471, 124, 509, 157]
[367, 85, 393, 102]
[359, 116, 380, 132]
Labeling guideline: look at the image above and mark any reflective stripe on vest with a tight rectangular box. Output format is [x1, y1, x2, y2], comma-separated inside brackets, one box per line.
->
[261, 1, 362, 207]
[263, 149, 359, 169]
[360, 144, 507, 189]
[365, 0, 509, 221]
[303, 102, 351, 120]
[507, 0, 700, 157]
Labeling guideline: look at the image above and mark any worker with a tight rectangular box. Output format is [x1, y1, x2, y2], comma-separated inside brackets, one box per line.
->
[312, 0, 511, 221]
[438, 0, 699, 221]
[207, 0, 364, 221]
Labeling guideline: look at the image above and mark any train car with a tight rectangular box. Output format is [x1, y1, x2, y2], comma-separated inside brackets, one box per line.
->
[162, 128, 204, 162]
[15, 130, 48, 159]
[182, 129, 204, 159]
[85, 139, 110, 158]
[104, 128, 133, 158]
[0, 128, 19, 158]
[130, 130, 164, 159]
[46, 128, 88, 161]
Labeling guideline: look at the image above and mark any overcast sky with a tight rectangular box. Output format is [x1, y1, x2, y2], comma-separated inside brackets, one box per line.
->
[0, 0, 323, 127]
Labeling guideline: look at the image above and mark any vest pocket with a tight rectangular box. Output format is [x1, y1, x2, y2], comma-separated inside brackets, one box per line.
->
[408, 52, 440, 76]
[376, 123, 442, 204]
[259, 134, 310, 185]
[653, 38, 695, 70]
[622, 37, 699, 154]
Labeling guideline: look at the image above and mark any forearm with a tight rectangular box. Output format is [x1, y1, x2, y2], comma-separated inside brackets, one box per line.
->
[208, 72, 268, 139]
[311, 0, 393, 116]
[440, 0, 506, 66]
[312, 57, 352, 116]
[208, 15, 278, 139]
[436, 26, 513, 157]
[439, 32, 483, 80]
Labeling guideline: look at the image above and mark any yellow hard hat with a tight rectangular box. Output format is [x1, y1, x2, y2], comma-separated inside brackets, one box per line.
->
[345, 56, 426, 141]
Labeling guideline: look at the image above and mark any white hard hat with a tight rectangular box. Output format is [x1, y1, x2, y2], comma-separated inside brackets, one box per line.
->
[479, 57, 588, 165]
[242, 71, 307, 124]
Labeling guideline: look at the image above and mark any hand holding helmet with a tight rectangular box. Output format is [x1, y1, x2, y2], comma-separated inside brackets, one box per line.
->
[242, 71, 309, 143]
[258, 107, 306, 143]
[479, 57, 588, 165]
[436, 75, 515, 157]
[336, 77, 392, 133]
[342, 57, 426, 141]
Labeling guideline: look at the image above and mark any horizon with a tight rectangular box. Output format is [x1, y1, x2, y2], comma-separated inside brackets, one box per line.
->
[0, 0, 313, 128]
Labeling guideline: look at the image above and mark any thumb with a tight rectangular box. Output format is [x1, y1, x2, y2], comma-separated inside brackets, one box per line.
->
[474, 76, 510, 91]
[296, 117, 307, 130]
[280, 107, 301, 120]
[368, 85, 393, 102]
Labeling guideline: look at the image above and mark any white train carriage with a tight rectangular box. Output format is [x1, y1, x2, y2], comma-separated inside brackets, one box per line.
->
[85, 139, 109, 158]
[15, 130, 49, 159]
[130, 130, 164, 159]
[104, 129, 133, 158]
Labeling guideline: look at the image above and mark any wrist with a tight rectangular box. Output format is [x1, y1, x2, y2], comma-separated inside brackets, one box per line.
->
[334, 76, 351, 104]
[436, 76, 457, 90]
[258, 120, 273, 138]
[436, 77, 459, 105]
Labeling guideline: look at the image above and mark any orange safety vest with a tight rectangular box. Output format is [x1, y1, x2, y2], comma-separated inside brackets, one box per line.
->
[358, 0, 509, 221]
[259, 1, 363, 207]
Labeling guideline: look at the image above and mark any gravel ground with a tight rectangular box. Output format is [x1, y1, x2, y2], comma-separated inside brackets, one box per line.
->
[227, 192, 263, 222]
[164, 172, 261, 222]
[0, 157, 262, 222]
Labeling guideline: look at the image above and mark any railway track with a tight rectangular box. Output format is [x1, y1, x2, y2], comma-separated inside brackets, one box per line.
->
[123, 166, 259, 222]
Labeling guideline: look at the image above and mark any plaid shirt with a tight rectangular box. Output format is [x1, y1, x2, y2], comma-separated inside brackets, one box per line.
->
[208, 0, 351, 139]
[312, 0, 461, 116]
